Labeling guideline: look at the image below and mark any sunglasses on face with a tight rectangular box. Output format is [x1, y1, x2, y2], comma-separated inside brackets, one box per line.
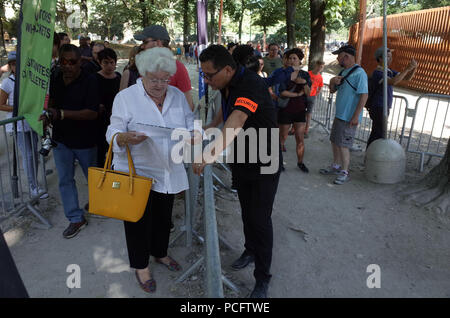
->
[60, 58, 79, 66]
[200, 67, 223, 81]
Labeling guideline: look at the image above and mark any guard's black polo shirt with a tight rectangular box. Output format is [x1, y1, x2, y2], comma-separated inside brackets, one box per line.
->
[49, 69, 100, 149]
[221, 66, 280, 179]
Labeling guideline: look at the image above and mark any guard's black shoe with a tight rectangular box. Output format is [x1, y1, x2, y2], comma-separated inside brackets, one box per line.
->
[249, 280, 269, 298]
[231, 251, 254, 270]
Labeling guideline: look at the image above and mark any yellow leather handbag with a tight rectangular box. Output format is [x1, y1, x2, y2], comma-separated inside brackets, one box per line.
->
[88, 133, 153, 222]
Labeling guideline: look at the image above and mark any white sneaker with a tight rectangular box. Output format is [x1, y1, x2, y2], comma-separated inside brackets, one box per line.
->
[334, 172, 350, 185]
[31, 187, 49, 199]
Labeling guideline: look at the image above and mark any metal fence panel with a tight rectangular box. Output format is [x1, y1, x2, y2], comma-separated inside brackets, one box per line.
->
[312, 85, 410, 145]
[405, 94, 450, 171]
[0, 116, 50, 228]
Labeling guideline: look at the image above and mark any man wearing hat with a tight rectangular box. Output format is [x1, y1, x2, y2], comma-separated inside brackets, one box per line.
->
[366, 47, 417, 147]
[320, 45, 368, 184]
[134, 25, 194, 112]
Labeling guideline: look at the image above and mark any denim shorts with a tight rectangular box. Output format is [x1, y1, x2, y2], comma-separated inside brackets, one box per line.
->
[330, 118, 356, 148]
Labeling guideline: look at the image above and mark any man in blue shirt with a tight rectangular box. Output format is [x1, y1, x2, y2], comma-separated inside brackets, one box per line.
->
[320, 45, 368, 184]
[367, 47, 417, 147]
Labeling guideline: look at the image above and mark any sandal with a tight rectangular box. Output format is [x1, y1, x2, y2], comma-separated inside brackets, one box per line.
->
[135, 270, 156, 293]
[155, 256, 182, 272]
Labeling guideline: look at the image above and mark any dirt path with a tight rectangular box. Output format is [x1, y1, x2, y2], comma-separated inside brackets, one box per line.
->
[2, 59, 449, 298]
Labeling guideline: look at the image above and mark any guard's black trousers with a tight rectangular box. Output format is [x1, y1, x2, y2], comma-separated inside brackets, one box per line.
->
[123, 191, 175, 269]
[235, 172, 281, 283]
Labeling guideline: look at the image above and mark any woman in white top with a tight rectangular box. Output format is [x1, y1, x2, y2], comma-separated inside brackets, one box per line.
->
[106, 47, 194, 293]
[0, 52, 47, 199]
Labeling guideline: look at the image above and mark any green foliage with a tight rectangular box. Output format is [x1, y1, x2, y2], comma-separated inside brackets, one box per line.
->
[250, 0, 285, 31]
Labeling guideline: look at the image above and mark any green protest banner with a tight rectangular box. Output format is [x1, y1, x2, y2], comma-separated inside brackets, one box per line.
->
[14, 0, 57, 136]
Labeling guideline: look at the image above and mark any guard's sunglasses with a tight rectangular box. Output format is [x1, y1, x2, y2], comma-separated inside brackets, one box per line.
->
[60, 58, 79, 66]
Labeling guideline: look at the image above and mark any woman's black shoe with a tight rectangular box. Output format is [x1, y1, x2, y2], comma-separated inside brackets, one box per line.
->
[297, 162, 309, 173]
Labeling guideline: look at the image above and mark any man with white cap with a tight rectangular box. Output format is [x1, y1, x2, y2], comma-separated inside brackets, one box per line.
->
[133, 25, 195, 112]
[366, 47, 417, 147]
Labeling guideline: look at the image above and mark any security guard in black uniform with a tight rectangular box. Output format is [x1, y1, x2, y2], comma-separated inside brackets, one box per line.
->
[194, 45, 281, 298]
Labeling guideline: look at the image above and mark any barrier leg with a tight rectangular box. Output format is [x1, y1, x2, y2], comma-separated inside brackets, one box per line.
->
[26, 203, 51, 229]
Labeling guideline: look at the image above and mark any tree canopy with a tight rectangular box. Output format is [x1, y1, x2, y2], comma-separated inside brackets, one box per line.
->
[1, 0, 449, 45]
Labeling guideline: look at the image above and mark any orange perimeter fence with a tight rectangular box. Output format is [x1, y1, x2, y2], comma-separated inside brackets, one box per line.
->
[349, 6, 450, 95]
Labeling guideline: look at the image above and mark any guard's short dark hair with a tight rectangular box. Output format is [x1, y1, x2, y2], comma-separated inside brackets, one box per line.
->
[58, 32, 68, 39]
[231, 44, 254, 66]
[268, 43, 279, 49]
[199, 44, 236, 70]
[286, 48, 304, 61]
[59, 44, 81, 60]
[98, 48, 117, 63]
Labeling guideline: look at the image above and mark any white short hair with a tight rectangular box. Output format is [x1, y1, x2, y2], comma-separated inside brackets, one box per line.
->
[135, 47, 177, 76]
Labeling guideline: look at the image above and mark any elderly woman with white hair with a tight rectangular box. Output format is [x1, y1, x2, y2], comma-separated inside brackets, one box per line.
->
[106, 47, 194, 293]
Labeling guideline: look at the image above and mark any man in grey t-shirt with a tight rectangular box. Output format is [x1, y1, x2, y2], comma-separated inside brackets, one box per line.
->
[263, 43, 283, 76]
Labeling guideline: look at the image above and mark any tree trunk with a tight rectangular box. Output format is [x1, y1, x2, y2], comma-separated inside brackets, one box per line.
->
[80, 0, 89, 34]
[238, 0, 245, 43]
[401, 140, 450, 215]
[263, 25, 267, 52]
[308, 0, 326, 70]
[0, 1, 6, 55]
[286, 0, 297, 49]
[209, 1, 216, 43]
[139, 0, 149, 28]
[218, 0, 224, 45]
[183, 0, 190, 43]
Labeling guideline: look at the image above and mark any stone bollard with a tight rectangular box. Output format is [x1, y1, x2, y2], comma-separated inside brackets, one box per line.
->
[365, 139, 406, 184]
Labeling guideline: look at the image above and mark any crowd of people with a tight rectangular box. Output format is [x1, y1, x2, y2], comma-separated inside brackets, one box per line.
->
[0, 23, 417, 298]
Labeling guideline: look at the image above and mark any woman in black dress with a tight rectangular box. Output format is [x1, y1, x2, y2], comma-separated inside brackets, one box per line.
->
[95, 48, 121, 167]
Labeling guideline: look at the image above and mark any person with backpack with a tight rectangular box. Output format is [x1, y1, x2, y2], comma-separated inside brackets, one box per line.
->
[320, 45, 368, 185]
[278, 48, 312, 173]
[366, 47, 417, 147]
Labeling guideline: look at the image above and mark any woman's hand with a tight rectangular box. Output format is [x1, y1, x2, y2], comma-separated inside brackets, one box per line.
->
[294, 77, 307, 84]
[116, 131, 148, 146]
[193, 158, 207, 176]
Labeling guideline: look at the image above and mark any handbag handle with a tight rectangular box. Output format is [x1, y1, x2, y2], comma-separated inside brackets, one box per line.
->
[97, 132, 139, 195]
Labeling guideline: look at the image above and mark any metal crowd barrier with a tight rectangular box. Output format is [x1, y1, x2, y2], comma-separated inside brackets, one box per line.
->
[312, 84, 410, 146]
[173, 105, 238, 297]
[405, 93, 450, 172]
[311, 84, 335, 133]
[312, 85, 450, 172]
[0, 116, 51, 228]
[354, 95, 410, 145]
